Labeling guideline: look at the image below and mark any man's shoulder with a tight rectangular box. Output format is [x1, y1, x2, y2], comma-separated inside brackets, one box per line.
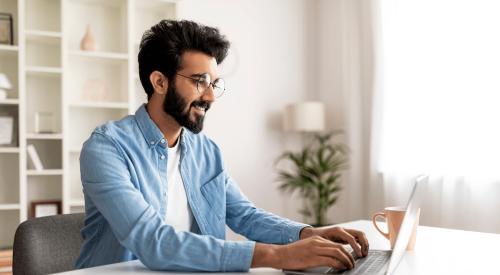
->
[92, 115, 138, 138]
[83, 115, 141, 151]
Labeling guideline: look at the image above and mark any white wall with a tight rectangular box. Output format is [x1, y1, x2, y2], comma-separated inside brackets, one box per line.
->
[178, 0, 319, 240]
[179, 0, 381, 240]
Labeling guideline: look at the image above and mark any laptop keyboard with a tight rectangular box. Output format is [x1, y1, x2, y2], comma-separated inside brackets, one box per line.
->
[325, 250, 392, 274]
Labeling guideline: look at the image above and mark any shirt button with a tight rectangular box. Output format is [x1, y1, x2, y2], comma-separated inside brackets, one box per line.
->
[161, 155, 165, 160]
[289, 238, 293, 243]
[165, 191, 168, 196]
[161, 139, 165, 143]
[150, 141, 155, 145]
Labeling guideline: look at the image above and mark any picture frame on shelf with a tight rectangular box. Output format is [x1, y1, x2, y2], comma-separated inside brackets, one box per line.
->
[0, 13, 13, 45]
[30, 201, 62, 219]
[0, 117, 13, 145]
[0, 106, 18, 147]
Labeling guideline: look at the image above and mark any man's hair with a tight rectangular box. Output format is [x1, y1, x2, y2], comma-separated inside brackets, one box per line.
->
[138, 20, 230, 100]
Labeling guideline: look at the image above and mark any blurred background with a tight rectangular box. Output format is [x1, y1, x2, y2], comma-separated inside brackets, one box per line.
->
[0, 0, 499, 254]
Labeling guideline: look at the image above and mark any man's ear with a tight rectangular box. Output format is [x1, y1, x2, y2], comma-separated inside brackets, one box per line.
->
[150, 71, 168, 95]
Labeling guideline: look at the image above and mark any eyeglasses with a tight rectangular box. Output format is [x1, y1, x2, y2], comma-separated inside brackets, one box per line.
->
[167, 71, 225, 98]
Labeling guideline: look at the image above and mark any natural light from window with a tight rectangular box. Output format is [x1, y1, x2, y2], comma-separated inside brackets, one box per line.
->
[379, 0, 500, 177]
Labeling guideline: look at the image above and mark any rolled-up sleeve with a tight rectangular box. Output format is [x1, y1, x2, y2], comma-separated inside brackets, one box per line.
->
[223, 162, 311, 245]
[80, 132, 255, 271]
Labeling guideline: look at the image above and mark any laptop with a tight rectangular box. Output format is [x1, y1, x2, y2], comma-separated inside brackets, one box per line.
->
[283, 174, 429, 275]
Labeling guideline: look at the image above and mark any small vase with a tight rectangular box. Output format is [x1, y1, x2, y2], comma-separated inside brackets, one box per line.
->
[80, 24, 99, 51]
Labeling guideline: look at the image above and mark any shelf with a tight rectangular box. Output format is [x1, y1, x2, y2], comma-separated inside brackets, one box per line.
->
[69, 0, 126, 8]
[0, 45, 19, 52]
[26, 33, 61, 46]
[0, 45, 18, 58]
[0, 147, 19, 153]
[27, 169, 63, 176]
[0, 204, 20, 210]
[68, 199, 85, 207]
[0, 99, 20, 105]
[25, 30, 62, 38]
[26, 133, 63, 140]
[69, 102, 129, 109]
[69, 50, 128, 60]
[136, 0, 178, 11]
[69, 147, 82, 153]
[26, 66, 62, 76]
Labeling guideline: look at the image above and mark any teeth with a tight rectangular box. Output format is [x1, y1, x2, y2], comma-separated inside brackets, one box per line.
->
[195, 106, 205, 114]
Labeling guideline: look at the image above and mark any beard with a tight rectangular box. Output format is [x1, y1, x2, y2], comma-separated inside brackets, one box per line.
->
[162, 80, 210, 134]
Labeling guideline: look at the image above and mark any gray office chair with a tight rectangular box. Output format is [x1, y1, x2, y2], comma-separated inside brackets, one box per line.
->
[13, 213, 86, 275]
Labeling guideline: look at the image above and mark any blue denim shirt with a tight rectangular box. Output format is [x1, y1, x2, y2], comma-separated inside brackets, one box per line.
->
[75, 104, 310, 272]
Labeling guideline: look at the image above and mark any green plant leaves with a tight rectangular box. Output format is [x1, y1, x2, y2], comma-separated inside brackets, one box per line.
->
[274, 131, 349, 226]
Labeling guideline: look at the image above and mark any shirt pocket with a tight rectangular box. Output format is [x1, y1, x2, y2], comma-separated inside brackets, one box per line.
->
[200, 171, 226, 221]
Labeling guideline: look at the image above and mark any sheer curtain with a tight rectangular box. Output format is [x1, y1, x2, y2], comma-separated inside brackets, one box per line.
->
[378, 0, 500, 233]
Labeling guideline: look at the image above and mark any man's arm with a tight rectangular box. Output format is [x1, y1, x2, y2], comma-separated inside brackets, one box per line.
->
[80, 133, 254, 272]
[224, 170, 309, 244]
[222, 163, 369, 270]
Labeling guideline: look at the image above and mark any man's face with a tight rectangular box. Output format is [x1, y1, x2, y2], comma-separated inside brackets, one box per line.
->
[162, 51, 218, 134]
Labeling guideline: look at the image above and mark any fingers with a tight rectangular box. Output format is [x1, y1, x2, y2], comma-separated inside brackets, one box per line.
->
[316, 247, 355, 269]
[317, 256, 348, 271]
[335, 227, 363, 258]
[345, 228, 370, 257]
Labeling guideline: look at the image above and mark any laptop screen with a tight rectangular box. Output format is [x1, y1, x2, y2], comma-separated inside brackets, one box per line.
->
[386, 175, 429, 275]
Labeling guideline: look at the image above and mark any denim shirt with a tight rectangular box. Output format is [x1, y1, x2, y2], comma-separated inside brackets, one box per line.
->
[75, 104, 310, 272]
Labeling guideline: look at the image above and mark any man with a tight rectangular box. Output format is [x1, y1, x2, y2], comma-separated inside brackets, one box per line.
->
[75, 20, 369, 272]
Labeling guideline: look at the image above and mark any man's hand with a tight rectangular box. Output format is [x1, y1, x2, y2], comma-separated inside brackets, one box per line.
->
[300, 227, 369, 258]
[251, 236, 355, 271]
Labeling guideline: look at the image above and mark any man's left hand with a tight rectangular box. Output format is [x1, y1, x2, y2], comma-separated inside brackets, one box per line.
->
[300, 226, 369, 258]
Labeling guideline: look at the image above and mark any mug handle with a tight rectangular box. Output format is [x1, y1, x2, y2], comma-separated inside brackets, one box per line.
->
[372, 213, 390, 240]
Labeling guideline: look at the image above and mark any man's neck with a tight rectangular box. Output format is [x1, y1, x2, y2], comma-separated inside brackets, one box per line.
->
[146, 101, 182, 148]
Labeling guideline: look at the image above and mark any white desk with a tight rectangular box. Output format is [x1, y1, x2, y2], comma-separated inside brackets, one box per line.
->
[59, 220, 500, 275]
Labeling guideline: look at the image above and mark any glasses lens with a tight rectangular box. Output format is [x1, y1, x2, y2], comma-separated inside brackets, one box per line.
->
[213, 78, 225, 98]
[197, 74, 211, 93]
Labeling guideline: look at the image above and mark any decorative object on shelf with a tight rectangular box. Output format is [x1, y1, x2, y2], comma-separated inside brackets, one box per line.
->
[30, 201, 62, 219]
[35, 111, 55, 134]
[0, 13, 13, 45]
[0, 73, 12, 100]
[0, 117, 13, 145]
[82, 78, 108, 102]
[80, 24, 99, 51]
[27, 144, 44, 171]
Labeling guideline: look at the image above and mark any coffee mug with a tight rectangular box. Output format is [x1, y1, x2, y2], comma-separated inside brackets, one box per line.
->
[372, 207, 420, 250]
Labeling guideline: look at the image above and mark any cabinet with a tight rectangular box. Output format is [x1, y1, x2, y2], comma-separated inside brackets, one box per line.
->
[0, 0, 179, 249]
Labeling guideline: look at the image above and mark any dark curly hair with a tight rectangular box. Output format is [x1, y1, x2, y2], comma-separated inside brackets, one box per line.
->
[138, 20, 231, 100]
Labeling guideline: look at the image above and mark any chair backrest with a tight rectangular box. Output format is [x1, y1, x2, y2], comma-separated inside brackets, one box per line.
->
[13, 213, 86, 275]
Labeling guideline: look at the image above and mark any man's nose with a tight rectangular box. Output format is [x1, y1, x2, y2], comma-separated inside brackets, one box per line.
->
[201, 84, 216, 104]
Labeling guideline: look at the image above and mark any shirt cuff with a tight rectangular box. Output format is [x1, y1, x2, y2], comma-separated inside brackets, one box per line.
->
[282, 222, 313, 244]
[221, 240, 255, 272]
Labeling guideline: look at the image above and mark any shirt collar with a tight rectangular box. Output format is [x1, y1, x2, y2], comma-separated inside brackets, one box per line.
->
[135, 103, 187, 150]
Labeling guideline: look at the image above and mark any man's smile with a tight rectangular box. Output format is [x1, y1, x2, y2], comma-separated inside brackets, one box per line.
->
[194, 105, 206, 115]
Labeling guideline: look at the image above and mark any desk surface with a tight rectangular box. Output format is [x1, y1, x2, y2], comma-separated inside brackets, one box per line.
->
[59, 220, 500, 275]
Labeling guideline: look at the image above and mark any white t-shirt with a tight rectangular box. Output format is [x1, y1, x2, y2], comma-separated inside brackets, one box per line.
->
[165, 138, 194, 232]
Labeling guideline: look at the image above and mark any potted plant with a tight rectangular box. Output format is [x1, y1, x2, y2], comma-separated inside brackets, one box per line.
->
[274, 131, 349, 227]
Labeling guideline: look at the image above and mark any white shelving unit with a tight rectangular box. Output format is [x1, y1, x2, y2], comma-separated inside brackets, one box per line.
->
[0, 0, 180, 249]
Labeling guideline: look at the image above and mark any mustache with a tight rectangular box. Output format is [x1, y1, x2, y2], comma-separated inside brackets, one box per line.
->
[191, 101, 211, 111]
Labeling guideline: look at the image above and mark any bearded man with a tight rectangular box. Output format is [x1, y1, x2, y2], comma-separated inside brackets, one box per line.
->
[75, 20, 369, 272]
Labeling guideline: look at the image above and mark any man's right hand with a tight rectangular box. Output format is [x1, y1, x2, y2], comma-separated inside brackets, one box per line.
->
[251, 236, 355, 271]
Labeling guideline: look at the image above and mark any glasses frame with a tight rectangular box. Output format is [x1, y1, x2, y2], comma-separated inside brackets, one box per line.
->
[166, 71, 225, 98]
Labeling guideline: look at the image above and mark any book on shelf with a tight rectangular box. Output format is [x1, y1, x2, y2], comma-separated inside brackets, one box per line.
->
[27, 144, 44, 171]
